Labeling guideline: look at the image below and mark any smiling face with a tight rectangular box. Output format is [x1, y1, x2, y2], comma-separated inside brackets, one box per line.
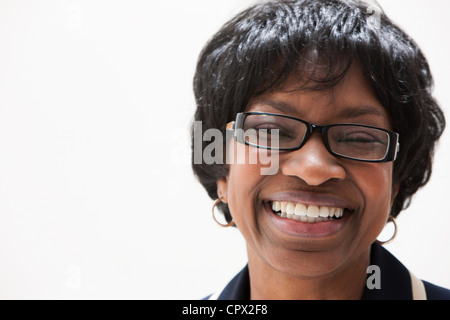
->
[217, 65, 398, 279]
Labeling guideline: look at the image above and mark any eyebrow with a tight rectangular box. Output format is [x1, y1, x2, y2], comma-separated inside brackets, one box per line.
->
[338, 106, 387, 120]
[339, 106, 388, 121]
[249, 98, 297, 114]
[249, 98, 387, 121]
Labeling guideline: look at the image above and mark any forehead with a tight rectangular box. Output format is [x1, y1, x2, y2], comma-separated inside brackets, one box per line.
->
[247, 65, 391, 128]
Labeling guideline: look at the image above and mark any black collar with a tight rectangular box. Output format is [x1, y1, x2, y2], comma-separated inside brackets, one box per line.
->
[362, 242, 412, 299]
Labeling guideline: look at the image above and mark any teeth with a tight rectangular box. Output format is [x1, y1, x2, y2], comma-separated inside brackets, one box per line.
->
[272, 201, 281, 212]
[294, 203, 307, 216]
[281, 202, 287, 213]
[329, 207, 335, 218]
[307, 205, 320, 218]
[319, 206, 329, 218]
[271, 201, 346, 222]
[286, 202, 295, 215]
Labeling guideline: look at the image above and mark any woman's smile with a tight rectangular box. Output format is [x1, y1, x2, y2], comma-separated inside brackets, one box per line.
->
[252, 179, 365, 254]
[265, 198, 352, 238]
[258, 189, 358, 240]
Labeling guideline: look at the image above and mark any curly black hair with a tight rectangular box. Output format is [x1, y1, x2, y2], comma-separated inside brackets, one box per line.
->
[191, 0, 445, 222]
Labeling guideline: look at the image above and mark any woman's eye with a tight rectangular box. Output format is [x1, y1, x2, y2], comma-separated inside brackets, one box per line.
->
[253, 124, 293, 138]
[253, 123, 278, 130]
[337, 132, 384, 144]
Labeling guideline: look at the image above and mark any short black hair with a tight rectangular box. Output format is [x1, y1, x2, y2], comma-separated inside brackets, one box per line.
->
[191, 0, 445, 222]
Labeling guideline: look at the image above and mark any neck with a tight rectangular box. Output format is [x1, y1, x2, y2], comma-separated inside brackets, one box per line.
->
[247, 247, 370, 300]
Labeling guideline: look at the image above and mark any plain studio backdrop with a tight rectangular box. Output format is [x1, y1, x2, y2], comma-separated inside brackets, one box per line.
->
[0, 0, 448, 299]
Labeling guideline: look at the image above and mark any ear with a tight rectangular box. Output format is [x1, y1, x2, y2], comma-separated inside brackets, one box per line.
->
[216, 178, 228, 203]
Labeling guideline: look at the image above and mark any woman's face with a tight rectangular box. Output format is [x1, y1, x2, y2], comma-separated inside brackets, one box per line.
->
[217, 66, 398, 278]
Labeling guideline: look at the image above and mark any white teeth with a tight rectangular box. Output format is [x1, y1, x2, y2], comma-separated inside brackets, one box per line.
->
[294, 203, 307, 216]
[271, 201, 346, 223]
[319, 206, 329, 218]
[286, 202, 295, 215]
[307, 205, 320, 218]
[329, 207, 336, 217]
[272, 201, 281, 212]
[281, 202, 287, 213]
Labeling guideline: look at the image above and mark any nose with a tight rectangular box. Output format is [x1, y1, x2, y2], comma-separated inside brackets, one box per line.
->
[280, 134, 347, 186]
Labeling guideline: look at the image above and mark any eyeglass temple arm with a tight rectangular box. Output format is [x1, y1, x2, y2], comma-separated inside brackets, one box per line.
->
[394, 141, 400, 161]
[226, 121, 235, 130]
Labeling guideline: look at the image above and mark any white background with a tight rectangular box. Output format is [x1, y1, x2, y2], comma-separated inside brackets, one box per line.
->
[0, 0, 448, 299]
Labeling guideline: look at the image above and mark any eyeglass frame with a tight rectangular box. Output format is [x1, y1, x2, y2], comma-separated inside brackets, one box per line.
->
[226, 112, 400, 163]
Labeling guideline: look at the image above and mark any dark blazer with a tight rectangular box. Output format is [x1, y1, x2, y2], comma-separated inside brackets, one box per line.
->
[206, 243, 450, 300]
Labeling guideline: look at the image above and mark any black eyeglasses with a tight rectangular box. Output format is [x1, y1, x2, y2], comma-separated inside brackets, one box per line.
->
[226, 112, 400, 162]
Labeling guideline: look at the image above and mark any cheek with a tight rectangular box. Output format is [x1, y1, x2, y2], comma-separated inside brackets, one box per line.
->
[227, 162, 261, 218]
[225, 146, 267, 234]
[225, 141, 271, 197]
[350, 162, 394, 240]
[358, 163, 393, 206]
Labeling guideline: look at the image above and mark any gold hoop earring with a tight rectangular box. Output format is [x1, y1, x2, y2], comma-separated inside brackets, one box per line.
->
[376, 215, 398, 245]
[212, 198, 235, 228]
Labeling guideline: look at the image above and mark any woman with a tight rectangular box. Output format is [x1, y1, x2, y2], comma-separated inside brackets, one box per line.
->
[191, 0, 450, 299]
